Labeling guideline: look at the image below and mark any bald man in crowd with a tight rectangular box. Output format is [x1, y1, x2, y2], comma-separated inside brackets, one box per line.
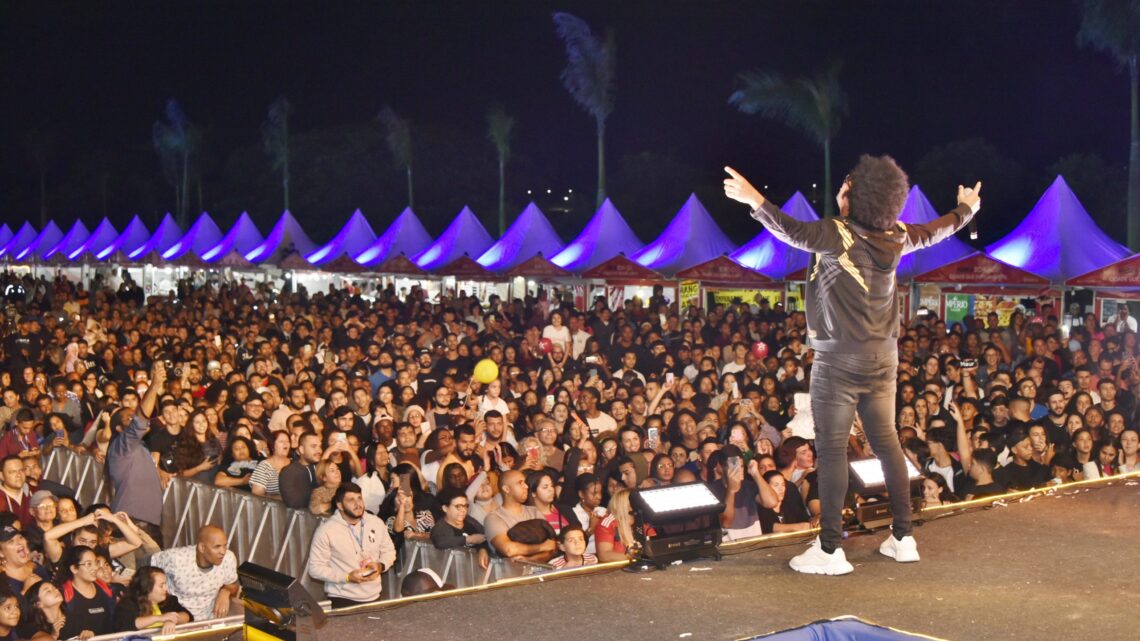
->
[151, 525, 241, 621]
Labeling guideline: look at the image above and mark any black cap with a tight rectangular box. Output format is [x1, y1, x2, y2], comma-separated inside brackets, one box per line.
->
[0, 526, 21, 542]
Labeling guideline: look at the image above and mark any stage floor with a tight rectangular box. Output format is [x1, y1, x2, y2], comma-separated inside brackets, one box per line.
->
[319, 480, 1139, 641]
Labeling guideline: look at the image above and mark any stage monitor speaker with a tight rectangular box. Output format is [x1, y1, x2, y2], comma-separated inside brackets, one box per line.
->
[238, 562, 326, 641]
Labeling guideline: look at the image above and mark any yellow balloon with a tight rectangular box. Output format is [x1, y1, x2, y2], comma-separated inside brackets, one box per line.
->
[473, 359, 499, 384]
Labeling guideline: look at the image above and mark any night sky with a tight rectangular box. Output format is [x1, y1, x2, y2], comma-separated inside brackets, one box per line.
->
[0, 1, 1130, 245]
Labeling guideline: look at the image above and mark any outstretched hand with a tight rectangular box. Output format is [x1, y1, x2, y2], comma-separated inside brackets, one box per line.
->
[723, 167, 765, 210]
[957, 181, 982, 212]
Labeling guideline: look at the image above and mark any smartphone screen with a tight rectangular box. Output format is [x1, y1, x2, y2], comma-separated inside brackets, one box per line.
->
[728, 456, 742, 476]
[665, 373, 675, 386]
[647, 427, 659, 445]
[544, 395, 555, 411]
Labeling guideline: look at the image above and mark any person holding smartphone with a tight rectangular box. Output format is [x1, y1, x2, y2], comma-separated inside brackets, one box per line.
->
[307, 483, 396, 609]
[725, 156, 981, 575]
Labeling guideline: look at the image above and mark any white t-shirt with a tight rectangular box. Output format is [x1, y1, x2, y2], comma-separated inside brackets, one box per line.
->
[151, 545, 238, 622]
[542, 325, 572, 351]
[585, 412, 617, 438]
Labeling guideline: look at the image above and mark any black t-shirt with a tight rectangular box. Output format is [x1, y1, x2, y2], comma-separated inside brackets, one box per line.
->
[61, 581, 116, 639]
[145, 426, 179, 471]
[994, 461, 1049, 491]
[710, 478, 761, 530]
[758, 487, 811, 534]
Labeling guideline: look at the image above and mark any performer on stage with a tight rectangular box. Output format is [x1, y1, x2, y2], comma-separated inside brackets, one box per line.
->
[723, 156, 981, 575]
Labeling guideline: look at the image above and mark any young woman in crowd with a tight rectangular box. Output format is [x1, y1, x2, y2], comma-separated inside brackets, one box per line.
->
[54, 545, 116, 640]
[249, 431, 293, 498]
[112, 566, 192, 634]
[213, 436, 259, 490]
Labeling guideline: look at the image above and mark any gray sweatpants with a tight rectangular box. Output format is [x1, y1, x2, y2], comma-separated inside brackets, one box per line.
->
[810, 350, 912, 550]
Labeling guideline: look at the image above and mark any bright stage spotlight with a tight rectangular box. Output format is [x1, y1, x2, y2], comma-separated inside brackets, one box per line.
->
[848, 457, 924, 530]
[630, 482, 725, 568]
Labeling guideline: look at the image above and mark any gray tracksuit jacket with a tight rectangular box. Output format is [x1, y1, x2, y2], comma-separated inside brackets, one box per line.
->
[751, 200, 976, 354]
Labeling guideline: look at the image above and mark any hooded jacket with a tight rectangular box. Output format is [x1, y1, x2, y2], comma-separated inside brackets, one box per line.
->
[751, 200, 976, 354]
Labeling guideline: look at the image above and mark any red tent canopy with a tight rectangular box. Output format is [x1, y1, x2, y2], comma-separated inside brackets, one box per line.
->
[321, 255, 366, 274]
[506, 254, 571, 279]
[915, 253, 1049, 286]
[675, 255, 772, 287]
[582, 254, 667, 284]
[1067, 253, 1140, 290]
[372, 253, 427, 276]
[440, 255, 495, 281]
[278, 251, 314, 271]
[212, 250, 255, 270]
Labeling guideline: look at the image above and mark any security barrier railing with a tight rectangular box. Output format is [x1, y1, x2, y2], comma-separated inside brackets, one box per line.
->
[41, 448, 550, 603]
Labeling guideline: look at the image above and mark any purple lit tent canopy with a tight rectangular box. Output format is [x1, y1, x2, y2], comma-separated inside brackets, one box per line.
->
[42, 221, 90, 262]
[987, 175, 1130, 282]
[305, 209, 377, 266]
[896, 186, 976, 281]
[200, 212, 262, 262]
[97, 215, 150, 261]
[730, 192, 819, 279]
[632, 194, 736, 276]
[414, 207, 494, 272]
[551, 198, 644, 273]
[165, 213, 225, 260]
[13, 221, 63, 262]
[355, 207, 433, 267]
[68, 218, 119, 261]
[127, 214, 182, 260]
[0, 226, 12, 253]
[0, 223, 38, 260]
[245, 211, 315, 265]
[477, 202, 564, 273]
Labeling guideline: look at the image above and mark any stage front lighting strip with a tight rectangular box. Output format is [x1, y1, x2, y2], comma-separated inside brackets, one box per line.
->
[638, 482, 722, 514]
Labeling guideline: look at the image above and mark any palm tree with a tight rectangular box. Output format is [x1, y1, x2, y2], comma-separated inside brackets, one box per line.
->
[1078, 0, 1140, 250]
[152, 99, 197, 226]
[262, 96, 293, 212]
[486, 105, 515, 235]
[378, 106, 414, 208]
[729, 61, 847, 218]
[553, 12, 615, 209]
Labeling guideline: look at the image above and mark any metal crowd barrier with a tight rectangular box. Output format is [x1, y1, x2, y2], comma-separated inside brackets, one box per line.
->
[41, 448, 550, 603]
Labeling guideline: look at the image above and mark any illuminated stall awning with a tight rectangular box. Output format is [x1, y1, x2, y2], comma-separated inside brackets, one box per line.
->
[246, 210, 316, 264]
[582, 254, 668, 284]
[552, 198, 643, 273]
[438, 255, 496, 281]
[202, 212, 263, 262]
[306, 209, 377, 266]
[41, 220, 89, 262]
[731, 191, 819, 279]
[128, 214, 182, 260]
[477, 202, 564, 272]
[166, 213, 225, 260]
[414, 206, 494, 272]
[506, 253, 571, 280]
[632, 194, 736, 276]
[915, 252, 1050, 287]
[373, 253, 428, 276]
[896, 186, 976, 281]
[95, 215, 150, 260]
[987, 175, 1129, 282]
[14, 221, 63, 262]
[68, 219, 119, 261]
[0, 223, 38, 259]
[675, 255, 773, 288]
[1067, 253, 1140, 291]
[355, 208, 433, 267]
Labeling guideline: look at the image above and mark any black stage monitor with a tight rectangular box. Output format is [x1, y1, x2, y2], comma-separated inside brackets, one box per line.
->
[238, 562, 326, 641]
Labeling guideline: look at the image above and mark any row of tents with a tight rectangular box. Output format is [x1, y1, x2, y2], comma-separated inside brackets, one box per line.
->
[0, 175, 1136, 312]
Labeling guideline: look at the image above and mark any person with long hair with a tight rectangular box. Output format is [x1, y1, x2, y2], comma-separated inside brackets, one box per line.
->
[249, 431, 292, 498]
[213, 436, 259, 490]
[919, 474, 959, 509]
[1117, 429, 1140, 474]
[308, 460, 342, 517]
[595, 488, 646, 563]
[725, 155, 980, 575]
[379, 463, 438, 544]
[0, 591, 20, 641]
[170, 410, 221, 483]
[527, 471, 569, 535]
[23, 580, 67, 641]
[112, 566, 191, 634]
[54, 545, 116, 639]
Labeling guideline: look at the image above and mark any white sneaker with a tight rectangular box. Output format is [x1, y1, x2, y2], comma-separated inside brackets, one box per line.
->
[789, 538, 854, 575]
[879, 532, 920, 563]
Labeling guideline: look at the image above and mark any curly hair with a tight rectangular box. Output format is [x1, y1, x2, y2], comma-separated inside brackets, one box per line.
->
[847, 154, 909, 231]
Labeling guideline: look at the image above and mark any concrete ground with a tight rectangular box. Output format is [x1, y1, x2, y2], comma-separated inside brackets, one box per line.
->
[262, 481, 1140, 641]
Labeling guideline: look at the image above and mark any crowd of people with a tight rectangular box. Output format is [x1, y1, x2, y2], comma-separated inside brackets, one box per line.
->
[0, 267, 1136, 629]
